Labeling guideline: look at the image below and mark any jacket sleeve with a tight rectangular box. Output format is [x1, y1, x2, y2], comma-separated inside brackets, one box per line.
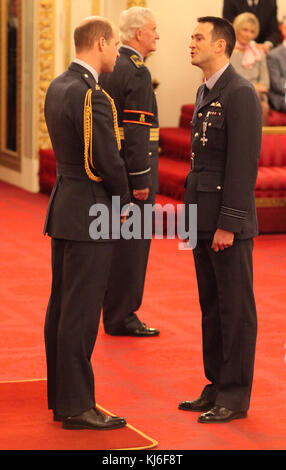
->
[122, 67, 154, 190]
[217, 84, 262, 233]
[222, 0, 237, 22]
[263, 1, 280, 46]
[267, 52, 286, 95]
[259, 54, 270, 89]
[91, 91, 131, 209]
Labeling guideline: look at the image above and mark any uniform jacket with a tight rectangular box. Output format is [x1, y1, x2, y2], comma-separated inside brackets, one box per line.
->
[100, 46, 159, 194]
[223, 0, 280, 46]
[184, 64, 262, 239]
[267, 44, 286, 111]
[43, 62, 131, 241]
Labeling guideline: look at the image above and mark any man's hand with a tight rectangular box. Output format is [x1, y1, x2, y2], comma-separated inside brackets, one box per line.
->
[120, 203, 133, 224]
[256, 42, 272, 55]
[133, 187, 150, 201]
[211, 228, 234, 252]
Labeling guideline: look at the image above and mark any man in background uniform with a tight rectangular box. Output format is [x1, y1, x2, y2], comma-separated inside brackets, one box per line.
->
[100, 7, 160, 337]
[179, 17, 261, 423]
[44, 17, 131, 430]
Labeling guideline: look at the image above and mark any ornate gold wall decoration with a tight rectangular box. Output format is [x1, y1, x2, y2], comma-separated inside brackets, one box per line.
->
[92, 0, 100, 15]
[0, 0, 22, 170]
[36, 0, 55, 150]
[127, 0, 147, 8]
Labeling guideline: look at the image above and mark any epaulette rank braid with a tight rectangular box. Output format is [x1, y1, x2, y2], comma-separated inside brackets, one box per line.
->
[130, 54, 145, 68]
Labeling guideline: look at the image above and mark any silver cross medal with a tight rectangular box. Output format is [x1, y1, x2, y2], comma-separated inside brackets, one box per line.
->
[201, 120, 208, 146]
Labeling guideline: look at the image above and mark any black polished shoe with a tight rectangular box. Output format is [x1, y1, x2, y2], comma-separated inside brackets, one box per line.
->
[62, 408, 127, 430]
[53, 411, 65, 422]
[178, 397, 214, 412]
[198, 405, 247, 423]
[107, 322, 160, 337]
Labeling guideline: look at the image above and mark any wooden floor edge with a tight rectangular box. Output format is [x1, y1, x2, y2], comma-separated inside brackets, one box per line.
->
[0, 379, 158, 451]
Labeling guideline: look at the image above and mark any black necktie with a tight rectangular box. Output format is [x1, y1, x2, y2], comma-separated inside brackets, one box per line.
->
[203, 84, 209, 98]
[250, 0, 257, 13]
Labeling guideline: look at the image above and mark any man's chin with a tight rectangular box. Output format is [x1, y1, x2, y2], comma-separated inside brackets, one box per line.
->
[191, 58, 200, 66]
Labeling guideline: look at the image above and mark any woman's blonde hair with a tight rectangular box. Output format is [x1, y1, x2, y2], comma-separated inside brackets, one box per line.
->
[233, 12, 260, 39]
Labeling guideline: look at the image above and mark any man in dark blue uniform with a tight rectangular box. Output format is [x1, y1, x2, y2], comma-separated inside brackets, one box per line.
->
[44, 17, 131, 430]
[100, 7, 160, 337]
[179, 17, 261, 423]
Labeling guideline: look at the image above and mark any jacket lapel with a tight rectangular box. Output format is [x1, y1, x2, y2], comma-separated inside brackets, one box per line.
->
[196, 64, 236, 112]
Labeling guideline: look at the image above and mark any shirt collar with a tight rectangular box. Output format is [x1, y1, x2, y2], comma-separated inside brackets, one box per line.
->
[73, 58, 99, 83]
[205, 63, 230, 90]
[121, 45, 144, 61]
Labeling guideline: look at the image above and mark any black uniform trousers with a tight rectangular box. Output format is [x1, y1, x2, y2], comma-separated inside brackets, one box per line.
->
[193, 238, 257, 412]
[44, 238, 114, 417]
[103, 190, 156, 332]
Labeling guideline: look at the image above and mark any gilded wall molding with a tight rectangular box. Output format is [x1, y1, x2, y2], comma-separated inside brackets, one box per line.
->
[127, 0, 147, 7]
[36, 0, 55, 150]
[0, 0, 22, 170]
[92, 0, 100, 15]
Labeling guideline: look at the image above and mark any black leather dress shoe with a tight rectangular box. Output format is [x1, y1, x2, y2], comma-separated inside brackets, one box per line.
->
[198, 405, 247, 423]
[107, 323, 160, 337]
[178, 397, 214, 412]
[62, 408, 127, 430]
[53, 411, 65, 422]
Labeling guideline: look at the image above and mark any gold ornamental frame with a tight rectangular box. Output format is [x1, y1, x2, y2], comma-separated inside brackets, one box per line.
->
[0, 0, 22, 171]
[262, 126, 286, 135]
[35, 0, 56, 151]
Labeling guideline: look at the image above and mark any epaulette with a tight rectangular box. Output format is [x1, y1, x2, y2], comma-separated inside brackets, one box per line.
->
[130, 54, 145, 68]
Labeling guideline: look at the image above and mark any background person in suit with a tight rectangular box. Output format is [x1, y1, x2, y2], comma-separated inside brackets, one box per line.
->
[179, 17, 262, 423]
[230, 12, 270, 125]
[223, 0, 280, 53]
[267, 17, 286, 112]
[100, 7, 160, 337]
[44, 16, 131, 430]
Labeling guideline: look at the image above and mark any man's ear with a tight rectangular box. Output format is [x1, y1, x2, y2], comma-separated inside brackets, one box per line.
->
[98, 36, 106, 51]
[216, 38, 226, 54]
[134, 28, 142, 42]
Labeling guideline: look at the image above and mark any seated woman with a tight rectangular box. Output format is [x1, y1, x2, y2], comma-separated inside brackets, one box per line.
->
[230, 12, 270, 125]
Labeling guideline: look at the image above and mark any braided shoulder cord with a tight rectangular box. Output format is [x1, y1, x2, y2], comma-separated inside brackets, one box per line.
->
[83, 87, 121, 182]
[84, 88, 102, 182]
[101, 88, 122, 151]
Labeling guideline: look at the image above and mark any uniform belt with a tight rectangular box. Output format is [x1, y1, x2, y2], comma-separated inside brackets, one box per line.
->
[191, 161, 225, 173]
[57, 162, 90, 179]
[118, 127, 159, 142]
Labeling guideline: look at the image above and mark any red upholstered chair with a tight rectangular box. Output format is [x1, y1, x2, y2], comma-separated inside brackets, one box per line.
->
[38, 148, 56, 194]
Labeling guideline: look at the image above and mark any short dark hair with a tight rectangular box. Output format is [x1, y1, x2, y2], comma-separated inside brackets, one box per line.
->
[74, 18, 113, 52]
[197, 16, 236, 57]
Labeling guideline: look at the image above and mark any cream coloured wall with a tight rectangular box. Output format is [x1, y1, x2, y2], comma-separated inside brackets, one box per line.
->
[1, 0, 286, 191]
[146, 0, 286, 127]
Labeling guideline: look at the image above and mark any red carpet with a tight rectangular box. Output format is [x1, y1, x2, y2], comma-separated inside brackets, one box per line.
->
[0, 380, 157, 450]
[0, 180, 286, 450]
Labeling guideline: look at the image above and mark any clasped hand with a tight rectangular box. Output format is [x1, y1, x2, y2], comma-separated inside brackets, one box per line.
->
[211, 228, 234, 252]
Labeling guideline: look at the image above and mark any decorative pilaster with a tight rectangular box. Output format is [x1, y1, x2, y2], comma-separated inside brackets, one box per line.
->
[127, 0, 147, 8]
[36, 0, 55, 150]
[92, 0, 100, 15]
